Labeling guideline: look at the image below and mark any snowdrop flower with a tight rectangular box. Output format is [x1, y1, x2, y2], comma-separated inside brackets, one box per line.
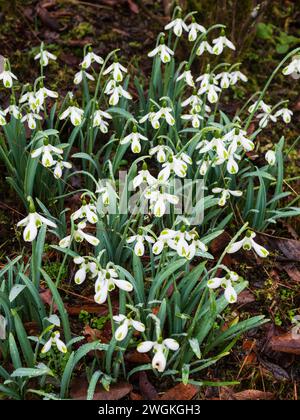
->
[17, 197, 57, 242]
[149, 144, 171, 163]
[181, 109, 203, 128]
[203, 82, 221, 104]
[224, 128, 254, 153]
[167, 227, 207, 260]
[212, 30, 235, 55]
[176, 66, 194, 87]
[59, 105, 84, 126]
[0, 110, 6, 126]
[230, 70, 248, 85]
[188, 18, 206, 42]
[274, 107, 293, 124]
[265, 149, 276, 166]
[148, 38, 174, 64]
[120, 126, 148, 154]
[207, 271, 239, 303]
[36, 86, 58, 103]
[31, 139, 63, 168]
[215, 71, 231, 89]
[158, 153, 191, 181]
[187, 230, 208, 259]
[20, 90, 42, 113]
[212, 187, 243, 206]
[127, 229, 155, 256]
[105, 80, 132, 106]
[113, 314, 145, 341]
[74, 69, 95, 85]
[197, 133, 228, 160]
[4, 104, 22, 120]
[34, 49, 57, 67]
[146, 189, 179, 217]
[152, 228, 177, 254]
[181, 92, 210, 113]
[0, 64, 17, 88]
[198, 158, 211, 176]
[139, 108, 160, 129]
[53, 159, 72, 179]
[133, 164, 156, 189]
[154, 101, 175, 126]
[248, 100, 271, 114]
[165, 15, 188, 37]
[71, 200, 98, 224]
[103, 60, 127, 82]
[81, 49, 103, 69]
[73, 256, 98, 285]
[282, 56, 300, 76]
[257, 110, 277, 128]
[21, 112, 42, 130]
[227, 230, 269, 258]
[59, 221, 99, 248]
[92, 109, 112, 132]
[196, 38, 213, 55]
[41, 331, 67, 354]
[94, 266, 133, 305]
[137, 337, 179, 372]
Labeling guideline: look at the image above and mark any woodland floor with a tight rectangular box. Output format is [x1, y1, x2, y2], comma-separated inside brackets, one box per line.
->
[0, 0, 300, 400]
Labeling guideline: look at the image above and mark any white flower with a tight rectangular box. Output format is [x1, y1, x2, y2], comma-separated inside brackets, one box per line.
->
[197, 134, 228, 160]
[94, 266, 133, 305]
[265, 149, 276, 166]
[282, 56, 300, 76]
[34, 50, 57, 67]
[133, 166, 156, 189]
[139, 109, 160, 129]
[120, 127, 148, 154]
[53, 160, 72, 179]
[212, 33, 235, 55]
[74, 69, 95, 85]
[103, 61, 127, 82]
[198, 159, 211, 175]
[215, 71, 231, 89]
[181, 110, 203, 128]
[188, 20, 206, 42]
[153, 102, 175, 126]
[105, 80, 132, 105]
[176, 69, 194, 87]
[59, 105, 84, 126]
[20, 91, 42, 113]
[149, 145, 171, 163]
[152, 228, 177, 254]
[212, 187, 242, 206]
[80, 50, 103, 69]
[71, 201, 98, 224]
[158, 153, 191, 181]
[41, 331, 67, 354]
[127, 230, 155, 256]
[137, 337, 179, 372]
[0, 69, 17, 88]
[146, 189, 179, 217]
[59, 221, 99, 248]
[181, 93, 211, 113]
[230, 70, 248, 85]
[257, 111, 277, 128]
[248, 100, 271, 114]
[17, 204, 57, 242]
[0, 110, 6, 126]
[148, 41, 174, 64]
[21, 112, 42, 130]
[165, 17, 188, 37]
[227, 230, 269, 258]
[207, 271, 239, 303]
[113, 314, 145, 341]
[31, 141, 63, 168]
[4, 104, 22, 120]
[167, 228, 207, 260]
[196, 39, 213, 55]
[274, 107, 293, 124]
[73, 256, 98, 285]
[36, 86, 58, 104]
[92, 109, 112, 132]
[223, 128, 254, 153]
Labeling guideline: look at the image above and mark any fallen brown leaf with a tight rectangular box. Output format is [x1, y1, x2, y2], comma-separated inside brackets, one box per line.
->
[139, 372, 158, 400]
[270, 332, 300, 355]
[233, 389, 275, 400]
[40, 288, 58, 312]
[70, 378, 132, 400]
[159, 383, 198, 400]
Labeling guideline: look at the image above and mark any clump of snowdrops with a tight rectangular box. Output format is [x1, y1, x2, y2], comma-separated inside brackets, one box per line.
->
[0, 6, 300, 399]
